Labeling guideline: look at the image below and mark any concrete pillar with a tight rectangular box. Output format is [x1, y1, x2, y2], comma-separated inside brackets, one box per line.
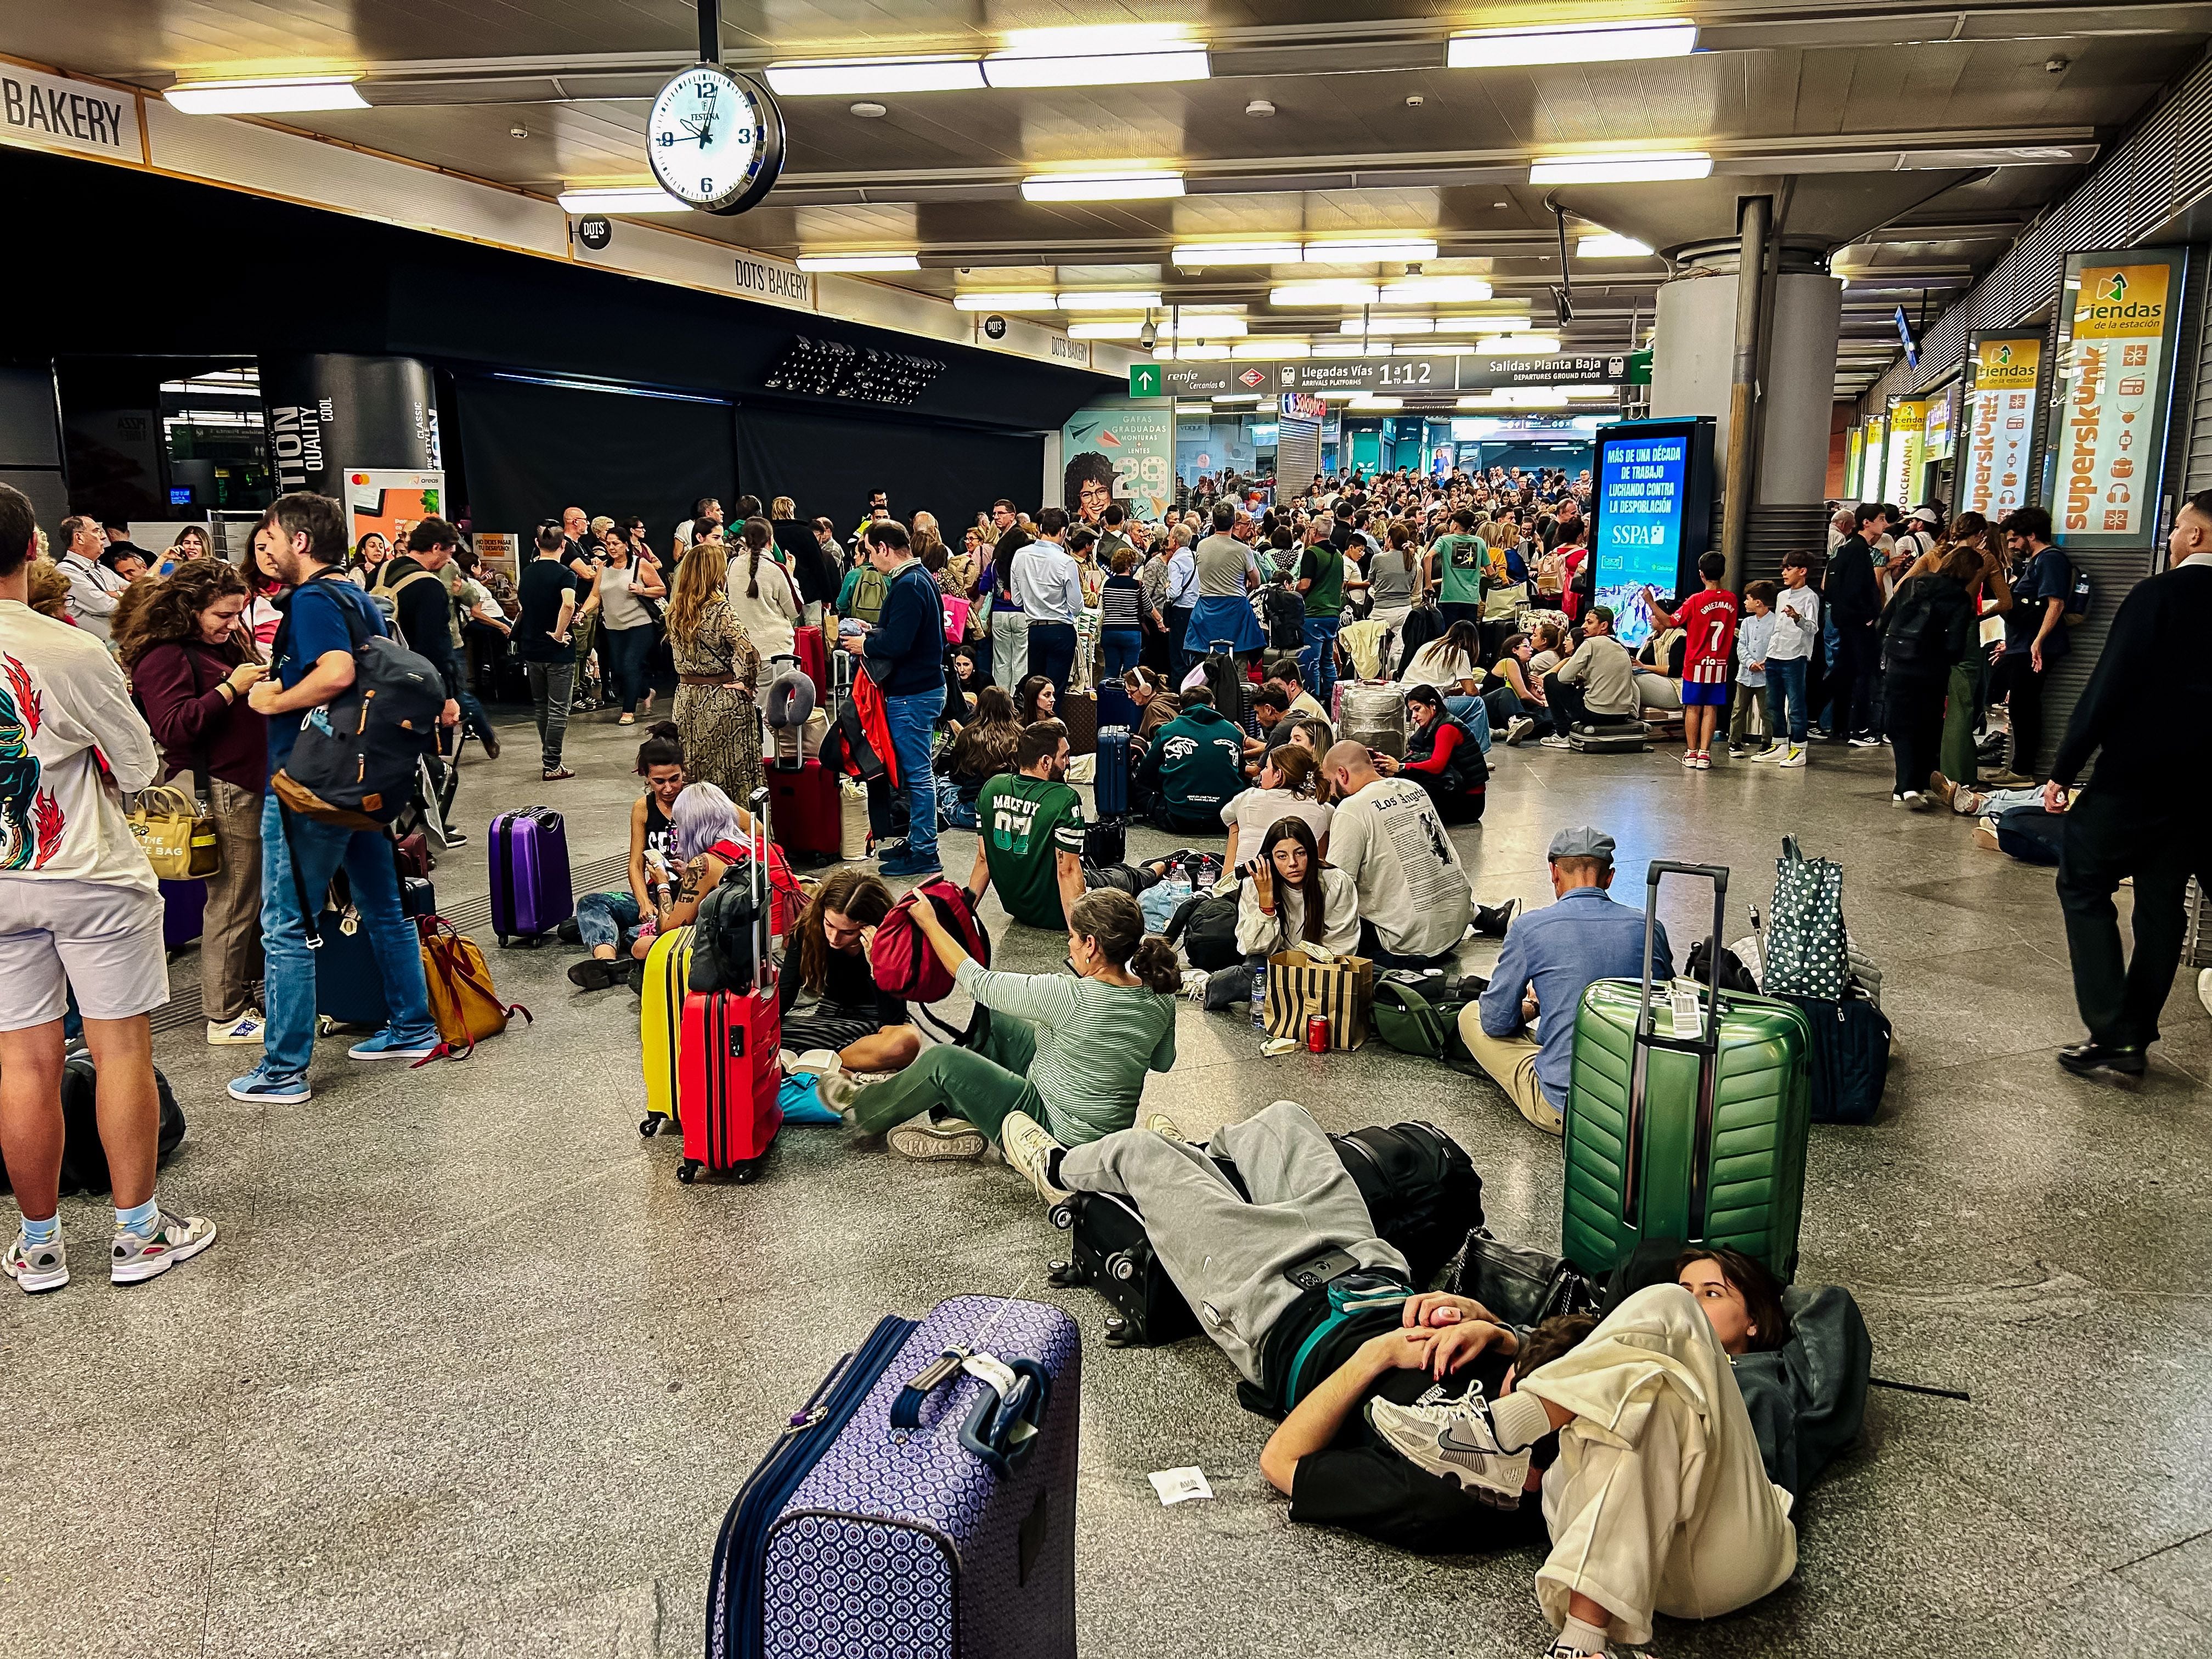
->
[257, 353, 437, 500]
[0, 362, 69, 536]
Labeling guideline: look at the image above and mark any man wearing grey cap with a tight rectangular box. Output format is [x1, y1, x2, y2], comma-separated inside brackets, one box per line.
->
[1460, 827, 1672, 1136]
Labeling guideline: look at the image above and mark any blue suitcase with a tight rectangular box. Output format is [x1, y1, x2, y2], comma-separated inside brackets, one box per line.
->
[1094, 729, 1131, 819]
[709, 1296, 1079, 1659]
[489, 806, 573, 945]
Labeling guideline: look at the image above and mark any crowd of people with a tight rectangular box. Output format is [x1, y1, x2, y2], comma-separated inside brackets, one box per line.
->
[3, 451, 2207, 1659]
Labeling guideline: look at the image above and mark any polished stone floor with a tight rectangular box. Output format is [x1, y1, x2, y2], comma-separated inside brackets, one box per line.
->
[10, 708, 2209, 1659]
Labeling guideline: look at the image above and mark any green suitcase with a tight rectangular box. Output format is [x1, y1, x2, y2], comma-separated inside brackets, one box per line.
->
[1562, 862, 1813, 1283]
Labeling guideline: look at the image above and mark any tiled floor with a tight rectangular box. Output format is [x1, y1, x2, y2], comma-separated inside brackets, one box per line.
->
[10, 709, 2208, 1658]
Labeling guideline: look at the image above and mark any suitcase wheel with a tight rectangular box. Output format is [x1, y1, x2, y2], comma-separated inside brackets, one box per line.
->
[1103, 1314, 1132, 1348]
[732, 1161, 761, 1184]
[494, 935, 509, 949]
[1047, 1259, 1086, 1288]
[1105, 1250, 1138, 1283]
[1048, 1201, 1075, 1231]
[678, 1159, 699, 1183]
[315, 1015, 335, 1037]
[639, 1116, 661, 1138]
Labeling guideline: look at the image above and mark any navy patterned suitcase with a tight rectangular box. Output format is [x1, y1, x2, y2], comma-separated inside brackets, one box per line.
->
[708, 1296, 1080, 1659]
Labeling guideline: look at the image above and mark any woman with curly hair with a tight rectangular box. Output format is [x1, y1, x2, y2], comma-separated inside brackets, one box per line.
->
[665, 530, 763, 805]
[115, 560, 270, 1046]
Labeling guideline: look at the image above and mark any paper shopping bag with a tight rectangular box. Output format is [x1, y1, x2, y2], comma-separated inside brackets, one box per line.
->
[1263, 949, 1375, 1049]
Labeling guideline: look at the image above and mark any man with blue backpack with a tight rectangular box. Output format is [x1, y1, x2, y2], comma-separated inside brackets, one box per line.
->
[229, 493, 442, 1105]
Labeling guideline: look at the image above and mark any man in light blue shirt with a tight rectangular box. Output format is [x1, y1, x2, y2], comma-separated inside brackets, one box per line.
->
[1163, 527, 1200, 687]
[1459, 826, 1671, 1136]
[1013, 506, 1086, 698]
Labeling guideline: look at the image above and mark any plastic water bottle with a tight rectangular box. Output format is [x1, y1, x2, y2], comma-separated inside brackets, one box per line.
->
[1250, 957, 1268, 1032]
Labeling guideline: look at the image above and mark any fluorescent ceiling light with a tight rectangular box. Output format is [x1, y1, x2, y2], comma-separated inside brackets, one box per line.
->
[1173, 242, 1304, 267]
[1449, 19, 1697, 69]
[1480, 335, 1564, 356]
[764, 57, 984, 96]
[1302, 239, 1439, 264]
[557, 185, 690, 214]
[1068, 316, 1247, 338]
[796, 252, 922, 272]
[1509, 388, 1570, 407]
[1235, 340, 1310, 358]
[983, 45, 1209, 88]
[1457, 394, 1504, 409]
[165, 76, 366, 113]
[1529, 151, 1712, 184]
[1378, 276, 1493, 304]
[1339, 317, 1434, 335]
[1318, 389, 1365, 399]
[1212, 394, 1266, 404]
[1152, 342, 1231, 359]
[1350, 397, 1404, 411]
[1577, 234, 1655, 258]
[952, 291, 1060, 312]
[1023, 170, 1184, 202]
[1312, 343, 1366, 358]
[1563, 384, 1621, 398]
[1409, 342, 1475, 355]
[1451, 315, 1532, 334]
[1273, 281, 1380, 307]
[1056, 289, 1164, 311]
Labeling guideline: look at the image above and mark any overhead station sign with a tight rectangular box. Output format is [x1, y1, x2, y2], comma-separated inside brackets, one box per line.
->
[2044, 248, 2188, 548]
[1959, 332, 2042, 520]
[1128, 353, 1628, 398]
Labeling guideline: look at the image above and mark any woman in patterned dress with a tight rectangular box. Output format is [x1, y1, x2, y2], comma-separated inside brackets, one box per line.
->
[666, 526, 763, 806]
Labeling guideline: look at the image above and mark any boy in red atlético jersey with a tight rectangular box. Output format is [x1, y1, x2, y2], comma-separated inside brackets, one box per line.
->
[1644, 551, 1740, 771]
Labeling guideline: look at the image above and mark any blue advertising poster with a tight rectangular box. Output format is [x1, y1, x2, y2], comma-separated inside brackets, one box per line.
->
[1594, 431, 1689, 647]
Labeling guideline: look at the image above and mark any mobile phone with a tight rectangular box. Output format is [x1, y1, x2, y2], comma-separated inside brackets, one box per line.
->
[1285, 1248, 1359, 1290]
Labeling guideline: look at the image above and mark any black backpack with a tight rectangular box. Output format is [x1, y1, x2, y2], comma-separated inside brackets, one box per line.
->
[1165, 888, 1240, 970]
[1263, 584, 1306, 650]
[1882, 578, 1955, 668]
[272, 575, 444, 830]
[0, 1051, 187, 1197]
[689, 865, 766, 995]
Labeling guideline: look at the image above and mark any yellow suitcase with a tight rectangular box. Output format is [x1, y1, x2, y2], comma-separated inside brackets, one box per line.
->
[639, 924, 693, 1136]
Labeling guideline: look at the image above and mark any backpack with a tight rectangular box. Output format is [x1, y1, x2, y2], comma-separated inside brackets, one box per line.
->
[3, 1051, 187, 1197]
[868, 879, 990, 1006]
[1994, 803, 2064, 866]
[687, 838, 805, 995]
[2064, 561, 2092, 627]
[272, 576, 444, 830]
[1263, 584, 1306, 649]
[847, 564, 889, 627]
[1165, 888, 1240, 970]
[1881, 578, 1953, 668]
[1369, 975, 1486, 1074]
[1398, 600, 1444, 660]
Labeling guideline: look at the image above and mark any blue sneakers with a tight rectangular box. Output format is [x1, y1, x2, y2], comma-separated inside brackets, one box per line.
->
[228, 1066, 312, 1104]
[877, 854, 943, 878]
[347, 1028, 441, 1062]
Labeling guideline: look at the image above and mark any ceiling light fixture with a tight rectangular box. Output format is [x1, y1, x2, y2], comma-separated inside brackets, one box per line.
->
[1236, 340, 1311, 358]
[764, 57, 985, 96]
[952, 291, 1061, 312]
[1479, 335, 1564, 356]
[1338, 317, 1434, 335]
[1057, 289, 1165, 311]
[1068, 316, 1248, 339]
[1172, 242, 1305, 267]
[983, 33, 1209, 88]
[1410, 342, 1476, 355]
[1378, 276, 1493, 304]
[1211, 394, 1266, 404]
[1349, 396, 1405, 411]
[556, 185, 690, 213]
[1449, 19, 1697, 69]
[1273, 281, 1381, 307]
[1577, 233, 1655, 258]
[1301, 238, 1440, 264]
[1528, 151, 1712, 184]
[1152, 341, 1231, 359]
[165, 76, 367, 113]
[796, 252, 923, 272]
[1022, 170, 1185, 202]
[1312, 343, 1367, 358]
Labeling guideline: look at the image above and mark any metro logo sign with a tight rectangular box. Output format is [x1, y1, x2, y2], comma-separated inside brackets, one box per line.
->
[1238, 367, 1268, 388]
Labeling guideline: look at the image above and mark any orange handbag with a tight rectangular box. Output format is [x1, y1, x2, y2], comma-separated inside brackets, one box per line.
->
[415, 915, 532, 1062]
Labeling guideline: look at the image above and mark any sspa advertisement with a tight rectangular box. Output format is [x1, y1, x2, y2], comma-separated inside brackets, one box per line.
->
[1594, 431, 1689, 647]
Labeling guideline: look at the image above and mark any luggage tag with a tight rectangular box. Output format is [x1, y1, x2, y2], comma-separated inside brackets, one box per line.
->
[1669, 979, 1703, 1041]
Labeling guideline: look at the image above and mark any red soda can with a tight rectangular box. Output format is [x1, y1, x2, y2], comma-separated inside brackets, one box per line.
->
[1306, 1014, 1330, 1053]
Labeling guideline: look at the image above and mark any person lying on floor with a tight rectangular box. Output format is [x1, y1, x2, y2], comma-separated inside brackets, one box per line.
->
[821, 886, 1179, 1165]
[969, 718, 1172, 930]
[568, 723, 694, 991]
[778, 867, 919, 1074]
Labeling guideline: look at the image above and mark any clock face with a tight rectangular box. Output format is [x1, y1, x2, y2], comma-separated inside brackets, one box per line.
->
[645, 65, 785, 216]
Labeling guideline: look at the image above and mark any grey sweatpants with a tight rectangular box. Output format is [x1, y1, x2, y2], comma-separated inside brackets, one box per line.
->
[1057, 1099, 1408, 1383]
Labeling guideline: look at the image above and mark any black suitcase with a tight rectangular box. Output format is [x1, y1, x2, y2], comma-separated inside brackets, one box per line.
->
[1048, 1121, 1482, 1347]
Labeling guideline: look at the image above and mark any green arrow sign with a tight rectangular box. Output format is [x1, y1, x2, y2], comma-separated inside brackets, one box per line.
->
[1128, 363, 1164, 397]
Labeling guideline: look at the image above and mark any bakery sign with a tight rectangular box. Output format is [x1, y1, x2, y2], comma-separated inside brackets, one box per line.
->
[2044, 247, 2188, 549]
[0, 59, 141, 162]
[1959, 333, 2042, 521]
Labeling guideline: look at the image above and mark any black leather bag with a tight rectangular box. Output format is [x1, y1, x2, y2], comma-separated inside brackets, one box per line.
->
[1444, 1228, 1598, 1329]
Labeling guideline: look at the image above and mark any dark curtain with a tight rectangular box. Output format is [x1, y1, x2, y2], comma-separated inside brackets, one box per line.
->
[454, 375, 736, 548]
[734, 404, 1043, 537]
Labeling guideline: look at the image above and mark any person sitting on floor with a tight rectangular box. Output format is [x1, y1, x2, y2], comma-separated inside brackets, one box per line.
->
[1014, 673, 1057, 726]
[1538, 607, 1640, 748]
[1265, 657, 1329, 725]
[969, 719, 1166, 930]
[1460, 826, 1672, 1136]
[1374, 684, 1488, 822]
[1317, 740, 1474, 968]
[1486, 631, 1548, 746]
[569, 721, 690, 991]
[823, 887, 1178, 1164]
[778, 866, 919, 1073]
[937, 683, 1020, 829]
[641, 780, 769, 938]
[1122, 665, 1183, 749]
[1244, 684, 1295, 763]
[1136, 687, 1252, 835]
[1236, 817, 1361, 960]
[1222, 745, 1333, 872]
[1400, 618, 1486, 699]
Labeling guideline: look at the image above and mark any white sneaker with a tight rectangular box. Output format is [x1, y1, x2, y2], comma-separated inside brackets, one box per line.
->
[1750, 743, 1787, 764]
[3, 1231, 68, 1294]
[999, 1109, 1071, 1205]
[1364, 1392, 1533, 1499]
[1679, 751, 1703, 769]
[1778, 745, 1808, 769]
[206, 1012, 265, 1046]
[1143, 1111, 1187, 1142]
[1505, 715, 1536, 746]
[110, 1210, 218, 1285]
[887, 1114, 988, 1162]
[2198, 968, 2212, 1021]
[1180, 968, 1211, 1002]
[1537, 735, 1573, 750]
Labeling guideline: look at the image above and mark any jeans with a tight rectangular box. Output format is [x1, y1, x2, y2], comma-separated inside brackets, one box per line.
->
[991, 608, 1030, 691]
[1764, 657, 1809, 744]
[1101, 627, 1141, 682]
[258, 795, 436, 1078]
[1028, 621, 1076, 699]
[848, 1012, 1041, 1144]
[1301, 614, 1341, 706]
[882, 683, 945, 867]
[455, 687, 495, 746]
[605, 623, 655, 714]
[576, 890, 644, 953]
[1442, 693, 1493, 752]
[524, 659, 574, 769]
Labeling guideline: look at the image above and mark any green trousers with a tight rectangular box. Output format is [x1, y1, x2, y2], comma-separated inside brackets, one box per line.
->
[848, 1014, 1041, 1146]
[1939, 659, 1980, 787]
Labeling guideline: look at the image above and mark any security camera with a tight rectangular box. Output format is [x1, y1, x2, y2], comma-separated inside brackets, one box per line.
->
[1139, 319, 1159, 351]
[2045, 55, 2069, 72]
[1245, 99, 1276, 117]
[1405, 94, 1425, 108]
[510, 125, 528, 139]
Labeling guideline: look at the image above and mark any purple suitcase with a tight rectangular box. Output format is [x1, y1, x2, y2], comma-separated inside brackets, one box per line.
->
[709, 1296, 1080, 1659]
[488, 806, 573, 946]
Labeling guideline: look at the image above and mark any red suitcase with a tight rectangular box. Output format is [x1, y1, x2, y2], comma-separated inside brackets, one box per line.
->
[793, 624, 828, 701]
[769, 758, 842, 861]
[676, 791, 783, 1183]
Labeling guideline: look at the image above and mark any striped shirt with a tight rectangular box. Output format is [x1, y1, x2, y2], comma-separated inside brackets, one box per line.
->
[951, 960, 1178, 1143]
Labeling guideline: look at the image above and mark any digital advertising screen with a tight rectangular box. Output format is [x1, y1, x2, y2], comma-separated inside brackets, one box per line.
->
[1593, 430, 1690, 648]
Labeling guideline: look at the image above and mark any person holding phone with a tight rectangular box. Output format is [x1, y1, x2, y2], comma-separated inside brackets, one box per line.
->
[114, 560, 271, 1046]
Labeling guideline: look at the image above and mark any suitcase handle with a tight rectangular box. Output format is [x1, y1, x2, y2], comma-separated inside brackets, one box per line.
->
[960, 1359, 1051, 1479]
[1623, 862, 1730, 1229]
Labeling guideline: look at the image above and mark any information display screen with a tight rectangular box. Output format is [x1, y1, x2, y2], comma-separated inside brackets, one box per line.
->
[1593, 430, 1689, 647]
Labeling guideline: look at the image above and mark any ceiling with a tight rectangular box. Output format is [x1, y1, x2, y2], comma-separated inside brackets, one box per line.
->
[20, 1, 2212, 397]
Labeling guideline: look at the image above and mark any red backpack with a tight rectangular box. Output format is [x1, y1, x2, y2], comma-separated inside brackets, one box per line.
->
[869, 879, 990, 1008]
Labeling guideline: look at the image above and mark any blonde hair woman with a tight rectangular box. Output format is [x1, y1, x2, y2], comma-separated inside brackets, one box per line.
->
[666, 524, 763, 805]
